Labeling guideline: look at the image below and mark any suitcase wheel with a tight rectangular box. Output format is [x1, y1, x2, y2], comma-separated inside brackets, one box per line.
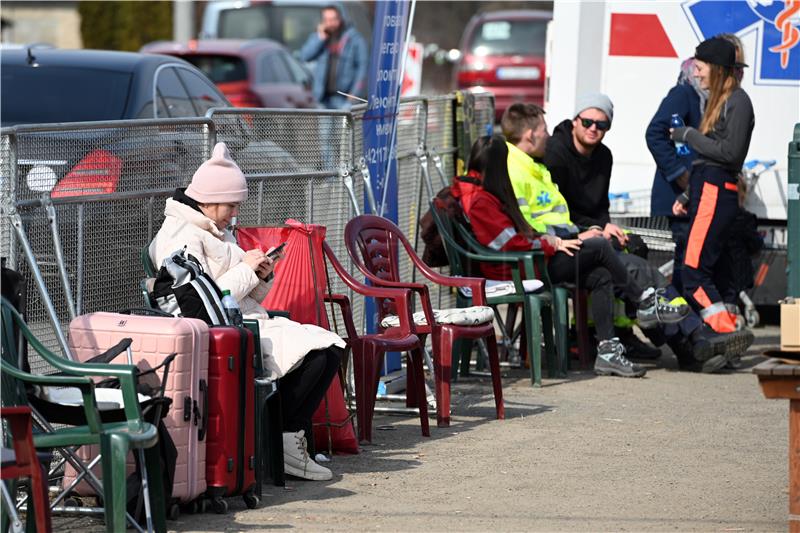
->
[243, 492, 260, 509]
[211, 497, 228, 514]
[167, 503, 180, 521]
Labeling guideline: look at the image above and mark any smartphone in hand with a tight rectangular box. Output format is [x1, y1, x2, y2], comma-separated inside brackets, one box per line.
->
[266, 242, 287, 260]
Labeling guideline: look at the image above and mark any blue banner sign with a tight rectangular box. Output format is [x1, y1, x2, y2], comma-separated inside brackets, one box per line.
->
[362, 0, 411, 221]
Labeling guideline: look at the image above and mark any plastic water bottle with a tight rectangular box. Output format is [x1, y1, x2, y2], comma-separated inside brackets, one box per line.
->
[670, 114, 691, 156]
[221, 289, 243, 327]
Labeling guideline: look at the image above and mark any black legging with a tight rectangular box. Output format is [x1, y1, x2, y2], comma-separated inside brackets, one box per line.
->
[278, 346, 342, 436]
[547, 237, 644, 341]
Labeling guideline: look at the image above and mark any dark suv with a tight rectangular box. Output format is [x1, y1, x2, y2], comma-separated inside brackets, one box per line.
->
[2, 47, 230, 126]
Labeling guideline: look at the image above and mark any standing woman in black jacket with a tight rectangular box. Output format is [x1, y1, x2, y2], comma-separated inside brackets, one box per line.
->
[670, 37, 754, 334]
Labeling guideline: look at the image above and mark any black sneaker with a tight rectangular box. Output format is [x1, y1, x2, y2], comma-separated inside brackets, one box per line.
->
[636, 288, 690, 328]
[594, 338, 647, 378]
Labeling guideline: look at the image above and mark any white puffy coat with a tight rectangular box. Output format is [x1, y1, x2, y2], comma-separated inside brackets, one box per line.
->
[150, 198, 345, 378]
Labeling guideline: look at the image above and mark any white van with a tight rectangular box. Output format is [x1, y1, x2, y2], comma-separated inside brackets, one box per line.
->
[200, 0, 372, 56]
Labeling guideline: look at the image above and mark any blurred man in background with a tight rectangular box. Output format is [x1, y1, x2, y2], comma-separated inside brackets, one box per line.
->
[300, 4, 368, 109]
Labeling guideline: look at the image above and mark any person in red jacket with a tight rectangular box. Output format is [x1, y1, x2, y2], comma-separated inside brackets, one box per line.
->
[453, 134, 690, 378]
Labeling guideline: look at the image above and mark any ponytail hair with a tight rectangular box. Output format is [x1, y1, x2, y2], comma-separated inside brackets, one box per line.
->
[467, 134, 535, 239]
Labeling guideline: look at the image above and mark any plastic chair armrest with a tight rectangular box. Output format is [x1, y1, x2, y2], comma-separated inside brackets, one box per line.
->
[1, 361, 103, 432]
[51, 361, 143, 426]
[324, 293, 359, 341]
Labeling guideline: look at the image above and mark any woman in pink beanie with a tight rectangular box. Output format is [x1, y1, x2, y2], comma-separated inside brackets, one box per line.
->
[151, 142, 344, 481]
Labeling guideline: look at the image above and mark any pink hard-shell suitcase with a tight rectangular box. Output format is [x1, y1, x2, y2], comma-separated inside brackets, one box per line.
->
[64, 311, 209, 510]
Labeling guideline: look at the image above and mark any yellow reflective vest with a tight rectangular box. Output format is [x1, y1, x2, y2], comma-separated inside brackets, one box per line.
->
[506, 142, 579, 236]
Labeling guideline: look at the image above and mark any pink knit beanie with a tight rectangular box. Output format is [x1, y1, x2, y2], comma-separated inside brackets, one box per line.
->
[185, 142, 248, 204]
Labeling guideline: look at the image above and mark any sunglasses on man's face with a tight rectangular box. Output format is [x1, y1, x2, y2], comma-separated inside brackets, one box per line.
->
[577, 117, 610, 131]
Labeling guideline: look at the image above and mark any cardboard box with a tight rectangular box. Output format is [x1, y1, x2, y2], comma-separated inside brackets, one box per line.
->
[781, 298, 800, 352]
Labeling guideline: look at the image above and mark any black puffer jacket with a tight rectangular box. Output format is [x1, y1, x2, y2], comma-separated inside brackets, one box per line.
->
[544, 120, 613, 229]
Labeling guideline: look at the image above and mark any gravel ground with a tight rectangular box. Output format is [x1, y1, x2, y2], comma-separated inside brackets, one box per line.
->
[55, 326, 787, 532]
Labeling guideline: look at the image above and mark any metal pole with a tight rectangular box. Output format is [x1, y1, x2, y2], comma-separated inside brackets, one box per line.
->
[380, 0, 417, 217]
[359, 157, 378, 214]
[43, 195, 76, 320]
[10, 210, 72, 358]
[789, 123, 800, 297]
[341, 165, 361, 216]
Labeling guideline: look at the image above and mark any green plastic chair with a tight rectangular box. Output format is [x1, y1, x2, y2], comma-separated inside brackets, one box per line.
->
[429, 202, 567, 386]
[0, 297, 167, 533]
[454, 223, 571, 377]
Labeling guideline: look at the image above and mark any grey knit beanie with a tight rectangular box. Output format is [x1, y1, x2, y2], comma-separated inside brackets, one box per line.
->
[574, 92, 614, 124]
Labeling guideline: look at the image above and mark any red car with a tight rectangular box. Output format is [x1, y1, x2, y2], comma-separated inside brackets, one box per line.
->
[455, 10, 552, 122]
[142, 39, 318, 109]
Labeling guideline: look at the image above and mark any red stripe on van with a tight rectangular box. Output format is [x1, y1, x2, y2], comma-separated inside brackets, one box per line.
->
[609, 13, 678, 58]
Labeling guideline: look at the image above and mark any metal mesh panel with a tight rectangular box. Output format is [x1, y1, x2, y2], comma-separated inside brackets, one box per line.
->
[210, 109, 352, 179]
[11, 121, 212, 203]
[0, 134, 14, 264]
[4, 120, 212, 365]
[472, 92, 496, 138]
[426, 95, 457, 190]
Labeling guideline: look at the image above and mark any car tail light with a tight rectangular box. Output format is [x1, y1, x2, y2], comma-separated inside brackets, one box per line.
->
[457, 69, 495, 87]
[227, 89, 262, 108]
[457, 59, 495, 87]
[51, 149, 122, 198]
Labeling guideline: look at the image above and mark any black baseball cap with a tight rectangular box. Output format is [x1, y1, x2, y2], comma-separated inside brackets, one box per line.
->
[694, 37, 748, 68]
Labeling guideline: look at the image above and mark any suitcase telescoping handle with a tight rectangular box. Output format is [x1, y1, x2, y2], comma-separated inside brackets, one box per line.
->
[118, 307, 174, 318]
[197, 379, 209, 441]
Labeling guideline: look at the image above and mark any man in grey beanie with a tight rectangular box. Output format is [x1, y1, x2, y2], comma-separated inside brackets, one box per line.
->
[543, 93, 666, 360]
[543, 92, 622, 241]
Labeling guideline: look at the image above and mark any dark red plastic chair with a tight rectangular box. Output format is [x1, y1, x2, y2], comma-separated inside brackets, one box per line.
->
[344, 215, 504, 428]
[320, 241, 430, 443]
[1, 406, 52, 533]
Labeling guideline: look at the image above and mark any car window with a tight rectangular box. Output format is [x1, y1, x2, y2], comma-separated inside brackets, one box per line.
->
[179, 54, 248, 84]
[219, 6, 271, 40]
[280, 50, 309, 84]
[218, 5, 326, 51]
[176, 68, 229, 115]
[260, 51, 292, 83]
[269, 6, 321, 51]
[155, 67, 195, 118]
[469, 19, 548, 56]
[0, 65, 131, 126]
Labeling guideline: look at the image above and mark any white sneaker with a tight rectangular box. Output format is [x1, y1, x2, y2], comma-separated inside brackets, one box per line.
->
[282, 430, 332, 481]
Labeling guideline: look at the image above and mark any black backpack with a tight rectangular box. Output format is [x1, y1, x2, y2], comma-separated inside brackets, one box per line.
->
[149, 247, 231, 326]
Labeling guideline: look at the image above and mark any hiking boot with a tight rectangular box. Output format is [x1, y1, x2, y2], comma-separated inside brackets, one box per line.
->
[636, 287, 690, 328]
[693, 326, 755, 359]
[594, 338, 647, 378]
[706, 328, 754, 369]
[283, 430, 332, 481]
[617, 328, 662, 360]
